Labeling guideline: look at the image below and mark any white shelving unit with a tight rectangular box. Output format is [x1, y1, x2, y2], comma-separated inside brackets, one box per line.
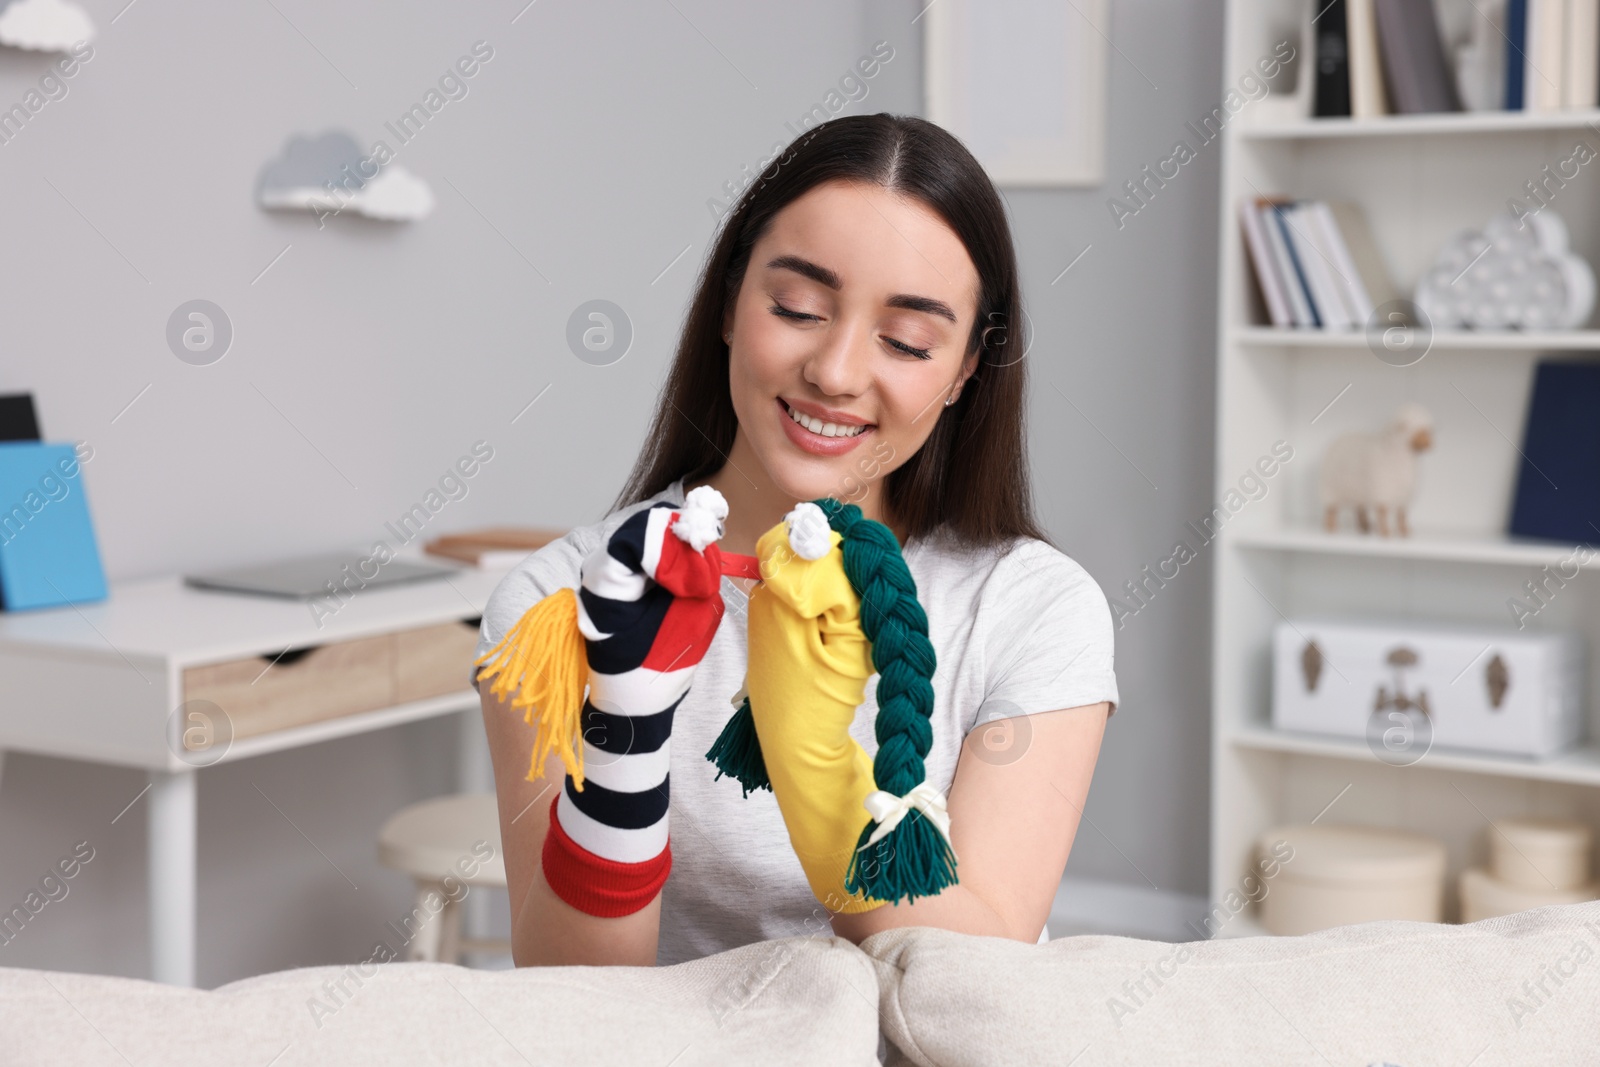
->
[1237, 106, 1600, 139]
[1210, 5, 1600, 927]
[1234, 326, 1600, 351]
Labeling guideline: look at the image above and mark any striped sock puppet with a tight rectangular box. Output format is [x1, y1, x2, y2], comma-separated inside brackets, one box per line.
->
[476, 485, 730, 917]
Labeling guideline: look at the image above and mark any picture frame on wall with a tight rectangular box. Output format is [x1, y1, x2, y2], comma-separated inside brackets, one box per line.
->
[923, 0, 1109, 187]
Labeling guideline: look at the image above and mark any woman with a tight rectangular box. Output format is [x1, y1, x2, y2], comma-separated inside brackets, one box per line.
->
[476, 113, 1118, 967]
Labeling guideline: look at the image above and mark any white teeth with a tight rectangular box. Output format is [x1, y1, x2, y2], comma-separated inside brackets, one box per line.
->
[786, 402, 866, 439]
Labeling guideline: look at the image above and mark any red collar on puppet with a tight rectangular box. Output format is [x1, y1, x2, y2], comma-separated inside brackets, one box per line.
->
[718, 552, 762, 581]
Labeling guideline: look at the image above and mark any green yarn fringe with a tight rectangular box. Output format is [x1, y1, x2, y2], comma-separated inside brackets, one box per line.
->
[843, 811, 959, 905]
[705, 696, 771, 797]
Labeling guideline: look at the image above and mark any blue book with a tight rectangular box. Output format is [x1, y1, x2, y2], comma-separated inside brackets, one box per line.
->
[0, 442, 108, 611]
[1271, 203, 1322, 328]
[1509, 360, 1600, 545]
[1506, 0, 1527, 110]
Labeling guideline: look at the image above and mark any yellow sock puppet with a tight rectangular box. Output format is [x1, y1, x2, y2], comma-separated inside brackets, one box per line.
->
[707, 497, 958, 912]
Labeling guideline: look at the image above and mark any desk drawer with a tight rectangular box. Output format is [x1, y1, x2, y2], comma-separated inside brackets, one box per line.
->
[183, 635, 396, 743]
[395, 620, 482, 703]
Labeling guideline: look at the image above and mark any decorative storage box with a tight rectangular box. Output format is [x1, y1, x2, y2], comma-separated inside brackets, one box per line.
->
[1459, 867, 1600, 923]
[1489, 817, 1593, 890]
[1271, 619, 1586, 759]
[1458, 817, 1598, 922]
[1256, 823, 1446, 935]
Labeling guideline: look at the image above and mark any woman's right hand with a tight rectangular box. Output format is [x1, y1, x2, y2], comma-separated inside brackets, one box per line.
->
[479, 485, 728, 965]
[481, 682, 664, 967]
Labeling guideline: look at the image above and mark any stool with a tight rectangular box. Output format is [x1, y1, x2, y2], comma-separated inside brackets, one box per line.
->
[378, 793, 510, 964]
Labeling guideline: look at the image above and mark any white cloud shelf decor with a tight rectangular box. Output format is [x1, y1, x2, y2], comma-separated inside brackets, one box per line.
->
[0, 0, 94, 52]
[256, 130, 436, 225]
[1414, 209, 1596, 331]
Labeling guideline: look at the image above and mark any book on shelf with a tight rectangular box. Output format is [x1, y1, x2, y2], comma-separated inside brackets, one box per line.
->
[1505, 0, 1600, 110]
[1309, 201, 1371, 323]
[1324, 201, 1399, 316]
[1525, 0, 1566, 111]
[1508, 360, 1600, 545]
[423, 526, 565, 568]
[1283, 202, 1354, 329]
[1269, 201, 1321, 327]
[1240, 198, 1395, 330]
[1567, 0, 1600, 107]
[1454, 0, 1508, 109]
[1507, 0, 1528, 108]
[1239, 198, 1294, 327]
[1315, 0, 1353, 116]
[1347, 0, 1390, 116]
[1374, 0, 1463, 113]
[1260, 200, 1317, 326]
[1304, 0, 1600, 117]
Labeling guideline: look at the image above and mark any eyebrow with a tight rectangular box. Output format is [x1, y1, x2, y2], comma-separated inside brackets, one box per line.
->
[764, 254, 958, 323]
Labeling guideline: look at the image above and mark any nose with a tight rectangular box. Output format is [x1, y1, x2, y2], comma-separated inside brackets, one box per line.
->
[801, 320, 871, 400]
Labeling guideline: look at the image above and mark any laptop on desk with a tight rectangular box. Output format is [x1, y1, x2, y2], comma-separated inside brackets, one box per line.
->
[184, 552, 457, 599]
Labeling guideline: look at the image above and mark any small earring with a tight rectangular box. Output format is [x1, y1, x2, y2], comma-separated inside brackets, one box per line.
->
[945, 389, 959, 407]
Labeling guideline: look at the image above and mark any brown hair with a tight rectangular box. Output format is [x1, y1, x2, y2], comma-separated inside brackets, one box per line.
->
[610, 112, 1051, 551]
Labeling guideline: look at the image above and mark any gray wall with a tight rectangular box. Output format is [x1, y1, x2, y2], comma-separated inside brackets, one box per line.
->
[0, 0, 1223, 984]
[1023, 0, 1224, 907]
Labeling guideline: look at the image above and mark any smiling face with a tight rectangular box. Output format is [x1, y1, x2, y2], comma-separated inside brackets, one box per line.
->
[719, 179, 982, 527]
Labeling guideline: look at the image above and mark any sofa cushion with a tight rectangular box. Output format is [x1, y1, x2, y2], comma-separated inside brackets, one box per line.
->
[861, 901, 1600, 1067]
[1, 934, 880, 1066]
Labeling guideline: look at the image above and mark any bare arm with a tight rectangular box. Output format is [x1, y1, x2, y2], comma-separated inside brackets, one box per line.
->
[479, 681, 661, 966]
[830, 701, 1110, 943]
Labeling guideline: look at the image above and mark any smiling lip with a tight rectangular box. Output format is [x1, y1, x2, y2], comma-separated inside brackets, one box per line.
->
[777, 397, 874, 456]
[782, 396, 872, 426]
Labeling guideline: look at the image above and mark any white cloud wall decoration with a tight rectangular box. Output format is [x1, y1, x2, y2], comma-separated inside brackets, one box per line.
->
[256, 130, 435, 225]
[0, 0, 94, 52]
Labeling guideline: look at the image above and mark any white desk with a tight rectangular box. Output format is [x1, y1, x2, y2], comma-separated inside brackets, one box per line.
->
[0, 566, 508, 985]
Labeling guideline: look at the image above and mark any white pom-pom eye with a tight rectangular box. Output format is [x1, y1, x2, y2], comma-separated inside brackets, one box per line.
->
[671, 486, 729, 552]
[685, 484, 729, 520]
[784, 502, 832, 561]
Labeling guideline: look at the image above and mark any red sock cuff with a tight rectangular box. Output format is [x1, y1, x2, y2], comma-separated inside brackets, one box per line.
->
[541, 794, 671, 918]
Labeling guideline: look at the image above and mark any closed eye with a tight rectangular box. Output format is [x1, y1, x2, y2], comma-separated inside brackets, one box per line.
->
[769, 303, 817, 322]
[889, 338, 933, 360]
[768, 302, 933, 360]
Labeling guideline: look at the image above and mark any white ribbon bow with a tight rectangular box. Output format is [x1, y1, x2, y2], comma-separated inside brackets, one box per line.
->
[858, 781, 953, 850]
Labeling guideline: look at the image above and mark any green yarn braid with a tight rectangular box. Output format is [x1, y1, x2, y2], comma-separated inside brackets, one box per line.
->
[817, 498, 957, 906]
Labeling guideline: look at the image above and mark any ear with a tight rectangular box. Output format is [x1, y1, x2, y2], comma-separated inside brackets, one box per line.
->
[959, 345, 981, 388]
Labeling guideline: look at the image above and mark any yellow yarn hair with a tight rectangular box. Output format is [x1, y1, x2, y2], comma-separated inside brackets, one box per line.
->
[474, 587, 590, 790]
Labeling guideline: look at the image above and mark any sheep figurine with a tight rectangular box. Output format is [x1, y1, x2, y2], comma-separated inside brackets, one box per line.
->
[1319, 403, 1434, 537]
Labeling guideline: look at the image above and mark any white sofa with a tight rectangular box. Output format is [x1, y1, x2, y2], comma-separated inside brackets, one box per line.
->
[5, 901, 1596, 1066]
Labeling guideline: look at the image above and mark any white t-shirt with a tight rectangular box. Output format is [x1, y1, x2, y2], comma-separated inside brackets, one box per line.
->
[475, 476, 1119, 966]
